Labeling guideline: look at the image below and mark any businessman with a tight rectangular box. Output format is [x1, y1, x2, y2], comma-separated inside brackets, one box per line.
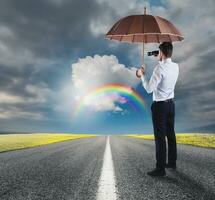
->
[139, 42, 179, 177]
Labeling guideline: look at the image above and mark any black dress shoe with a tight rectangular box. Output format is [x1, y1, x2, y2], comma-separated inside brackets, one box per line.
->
[165, 163, 176, 169]
[147, 168, 166, 177]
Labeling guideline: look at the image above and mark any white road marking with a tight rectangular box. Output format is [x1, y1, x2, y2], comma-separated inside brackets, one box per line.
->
[96, 135, 118, 200]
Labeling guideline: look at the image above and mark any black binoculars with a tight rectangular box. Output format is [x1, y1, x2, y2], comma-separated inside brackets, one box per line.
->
[147, 50, 159, 56]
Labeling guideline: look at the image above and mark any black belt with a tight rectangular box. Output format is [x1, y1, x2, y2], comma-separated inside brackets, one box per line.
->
[153, 98, 174, 103]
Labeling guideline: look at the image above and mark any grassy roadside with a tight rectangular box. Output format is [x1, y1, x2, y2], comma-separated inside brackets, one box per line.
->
[124, 133, 215, 148]
[0, 133, 97, 153]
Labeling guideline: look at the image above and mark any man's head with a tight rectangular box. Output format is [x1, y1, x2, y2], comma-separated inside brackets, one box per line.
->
[158, 42, 173, 60]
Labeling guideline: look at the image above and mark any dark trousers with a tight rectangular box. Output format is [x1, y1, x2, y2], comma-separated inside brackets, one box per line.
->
[151, 100, 177, 170]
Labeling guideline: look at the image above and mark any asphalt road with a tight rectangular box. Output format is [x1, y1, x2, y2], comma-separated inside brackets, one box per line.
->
[0, 135, 214, 200]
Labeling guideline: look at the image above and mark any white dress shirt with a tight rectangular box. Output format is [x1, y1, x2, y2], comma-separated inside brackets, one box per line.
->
[141, 58, 179, 102]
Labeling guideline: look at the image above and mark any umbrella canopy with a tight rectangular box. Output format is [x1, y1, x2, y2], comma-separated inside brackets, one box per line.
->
[105, 8, 184, 78]
[105, 14, 184, 43]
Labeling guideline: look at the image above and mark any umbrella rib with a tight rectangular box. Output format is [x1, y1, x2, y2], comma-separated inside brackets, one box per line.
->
[107, 32, 183, 37]
[112, 20, 123, 35]
[153, 17, 162, 34]
[168, 34, 172, 42]
[156, 34, 160, 43]
[126, 16, 136, 35]
[132, 35, 135, 43]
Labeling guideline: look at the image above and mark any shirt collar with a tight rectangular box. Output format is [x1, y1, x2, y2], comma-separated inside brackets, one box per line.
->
[159, 57, 172, 64]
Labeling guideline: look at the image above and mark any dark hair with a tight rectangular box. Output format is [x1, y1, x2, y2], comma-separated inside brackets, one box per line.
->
[159, 42, 173, 57]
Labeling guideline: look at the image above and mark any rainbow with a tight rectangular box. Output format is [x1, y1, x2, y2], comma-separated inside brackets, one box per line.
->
[73, 83, 147, 119]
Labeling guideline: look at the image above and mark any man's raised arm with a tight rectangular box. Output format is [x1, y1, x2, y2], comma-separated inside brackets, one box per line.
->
[141, 65, 163, 94]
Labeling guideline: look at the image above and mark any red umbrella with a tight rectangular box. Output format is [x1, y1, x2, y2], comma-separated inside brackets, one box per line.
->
[105, 7, 184, 77]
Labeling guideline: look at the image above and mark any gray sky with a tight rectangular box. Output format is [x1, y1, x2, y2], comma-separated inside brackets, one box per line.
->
[0, 0, 214, 133]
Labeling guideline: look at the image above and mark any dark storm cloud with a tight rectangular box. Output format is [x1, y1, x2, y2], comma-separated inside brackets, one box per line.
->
[0, 0, 102, 59]
[0, 0, 135, 62]
[0, 0, 133, 77]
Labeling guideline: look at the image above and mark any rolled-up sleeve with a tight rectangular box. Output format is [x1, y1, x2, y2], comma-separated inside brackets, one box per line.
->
[141, 66, 163, 93]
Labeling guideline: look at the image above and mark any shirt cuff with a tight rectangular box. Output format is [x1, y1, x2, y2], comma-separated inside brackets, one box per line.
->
[141, 74, 147, 82]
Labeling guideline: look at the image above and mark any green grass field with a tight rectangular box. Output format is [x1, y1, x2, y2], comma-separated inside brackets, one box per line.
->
[0, 133, 97, 153]
[124, 133, 215, 148]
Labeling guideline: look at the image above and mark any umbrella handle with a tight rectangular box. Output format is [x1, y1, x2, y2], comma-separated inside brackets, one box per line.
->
[142, 42, 145, 65]
[136, 43, 145, 78]
[137, 3, 145, 79]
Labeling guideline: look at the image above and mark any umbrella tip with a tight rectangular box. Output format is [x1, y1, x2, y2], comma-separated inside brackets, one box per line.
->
[144, 6, 146, 14]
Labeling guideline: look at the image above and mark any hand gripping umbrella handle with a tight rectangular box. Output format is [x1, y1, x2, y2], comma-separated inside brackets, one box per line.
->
[136, 42, 145, 78]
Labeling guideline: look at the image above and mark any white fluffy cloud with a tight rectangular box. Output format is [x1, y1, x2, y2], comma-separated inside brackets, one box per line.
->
[57, 54, 140, 114]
